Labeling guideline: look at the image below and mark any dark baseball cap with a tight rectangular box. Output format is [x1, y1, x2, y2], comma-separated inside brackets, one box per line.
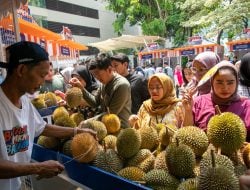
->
[111, 53, 129, 63]
[0, 41, 49, 69]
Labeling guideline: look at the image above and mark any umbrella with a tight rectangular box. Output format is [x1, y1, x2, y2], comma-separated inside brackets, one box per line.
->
[89, 34, 165, 52]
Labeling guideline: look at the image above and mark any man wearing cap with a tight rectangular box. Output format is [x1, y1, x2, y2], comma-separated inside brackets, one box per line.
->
[111, 53, 150, 114]
[70, 53, 132, 128]
[0, 41, 95, 190]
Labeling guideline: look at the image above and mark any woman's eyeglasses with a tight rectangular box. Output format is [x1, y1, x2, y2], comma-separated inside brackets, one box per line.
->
[148, 86, 163, 91]
[191, 67, 208, 73]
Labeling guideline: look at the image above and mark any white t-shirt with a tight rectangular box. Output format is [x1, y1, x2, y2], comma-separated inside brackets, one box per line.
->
[0, 87, 46, 190]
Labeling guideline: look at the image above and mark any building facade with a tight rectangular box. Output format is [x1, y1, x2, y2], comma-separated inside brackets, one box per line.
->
[28, 0, 141, 55]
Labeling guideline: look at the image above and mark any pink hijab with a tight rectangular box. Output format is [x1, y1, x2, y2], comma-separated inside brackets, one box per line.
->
[191, 51, 220, 95]
[211, 61, 240, 105]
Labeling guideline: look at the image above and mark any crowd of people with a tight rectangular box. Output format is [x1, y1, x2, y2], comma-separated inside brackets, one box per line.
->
[0, 41, 250, 189]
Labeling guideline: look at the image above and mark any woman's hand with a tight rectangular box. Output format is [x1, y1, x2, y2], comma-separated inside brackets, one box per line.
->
[129, 114, 139, 128]
[69, 77, 84, 90]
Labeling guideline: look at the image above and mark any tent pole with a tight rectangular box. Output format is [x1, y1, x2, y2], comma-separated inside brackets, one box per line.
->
[11, 0, 21, 42]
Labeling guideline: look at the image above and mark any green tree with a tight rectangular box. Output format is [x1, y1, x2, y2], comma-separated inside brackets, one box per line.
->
[105, 0, 193, 46]
[180, 0, 250, 44]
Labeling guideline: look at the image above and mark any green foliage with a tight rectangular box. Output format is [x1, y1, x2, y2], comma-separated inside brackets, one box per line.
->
[181, 0, 250, 42]
[105, 0, 250, 46]
[142, 18, 166, 36]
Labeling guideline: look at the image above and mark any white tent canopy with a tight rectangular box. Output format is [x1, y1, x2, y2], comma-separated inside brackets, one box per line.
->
[89, 35, 165, 52]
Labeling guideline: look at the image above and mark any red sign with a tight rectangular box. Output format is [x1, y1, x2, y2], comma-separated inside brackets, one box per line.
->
[17, 4, 37, 24]
[61, 26, 73, 40]
[188, 36, 202, 45]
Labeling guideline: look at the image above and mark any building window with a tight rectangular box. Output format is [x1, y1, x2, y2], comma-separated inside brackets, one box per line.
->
[45, 0, 99, 19]
[29, 0, 46, 8]
[42, 20, 100, 38]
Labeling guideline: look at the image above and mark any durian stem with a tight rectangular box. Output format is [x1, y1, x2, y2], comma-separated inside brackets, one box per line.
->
[211, 149, 216, 168]
[217, 147, 221, 155]
[107, 107, 110, 114]
[215, 105, 222, 115]
[134, 181, 146, 184]
[166, 125, 177, 133]
[152, 149, 157, 155]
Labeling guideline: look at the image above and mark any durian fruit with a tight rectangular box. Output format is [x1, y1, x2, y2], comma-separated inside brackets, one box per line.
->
[102, 135, 117, 150]
[207, 112, 246, 155]
[31, 97, 47, 109]
[198, 150, 239, 190]
[37, 136, 60, 149]
[200, 153, 234, 174]
[154, 123, 165, 133]
[101, 113, 121, 134]
[65, 87, 83, 108]
[139, 126, 159, 150]
[228, 151, 247, 177]
[127, 149, 155, 172]
[116, 128, 141, 159]
[159, 127, 170, 147]
[118, 167, 145, 181]
[143, 169, 179, 190]
[70, 112, 84, 126]
[166, 140, 196, 178]
[154, 151, 167, 170]
[44, 92, 58, 107]
[62, 139, 72, 156]
[93, 149, 123, 173]
[52, 106, 69, 122]
[71, 133, 99, 163]
[173, 126, 209, 157]
[242, 143, 250, 169]
[80, 120, 107, 141]
[177, 178, 198, 190]
[54, 115, 77, 128]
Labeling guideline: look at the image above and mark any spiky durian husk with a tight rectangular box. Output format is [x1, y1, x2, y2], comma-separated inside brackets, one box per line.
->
[118, 167, 145, 181]
[65, 87, 83, 108]
[207, 112, 246, 155]
[173, 126, 209, 157]
[127, 149, 155, 172]
[198, 166, 239, 190]
[143, 169, 179, 190]
[166, 143, 196, 178]
[93, 149, 123, 173]
[116, 128, 141, 159]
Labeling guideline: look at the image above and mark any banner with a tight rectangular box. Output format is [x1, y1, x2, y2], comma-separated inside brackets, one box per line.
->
[188, 36, 202, 45]
[181, 49, 195, 55]
[60, 46, 70, 56]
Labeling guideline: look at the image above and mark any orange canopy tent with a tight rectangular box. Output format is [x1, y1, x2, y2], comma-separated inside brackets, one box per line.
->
[58, 39, 88, 51]
[0, 16, 61, 41]
[0, 15, 88, 54]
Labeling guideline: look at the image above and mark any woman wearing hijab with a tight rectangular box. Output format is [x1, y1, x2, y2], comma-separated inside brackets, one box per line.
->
[71, 65, 99, 93]
[186, 51, 220, 96]
[183, 61, 250, 140]
[129, 73, 184, 130]
[70, 65, 100, 118]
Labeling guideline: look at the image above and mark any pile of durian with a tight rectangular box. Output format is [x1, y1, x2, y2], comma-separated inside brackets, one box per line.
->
[34, 91, 249, 190]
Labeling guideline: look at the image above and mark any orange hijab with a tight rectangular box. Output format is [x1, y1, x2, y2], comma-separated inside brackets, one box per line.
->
[143, 73, 180, 116]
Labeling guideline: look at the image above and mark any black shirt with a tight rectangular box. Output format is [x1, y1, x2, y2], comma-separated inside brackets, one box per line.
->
[125, 73, 150, 114]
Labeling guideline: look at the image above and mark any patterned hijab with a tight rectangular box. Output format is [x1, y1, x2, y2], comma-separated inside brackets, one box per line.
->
[193, 51, 220, 95]
[143, 73, 180, 115]
[211, 61, 240, 105]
